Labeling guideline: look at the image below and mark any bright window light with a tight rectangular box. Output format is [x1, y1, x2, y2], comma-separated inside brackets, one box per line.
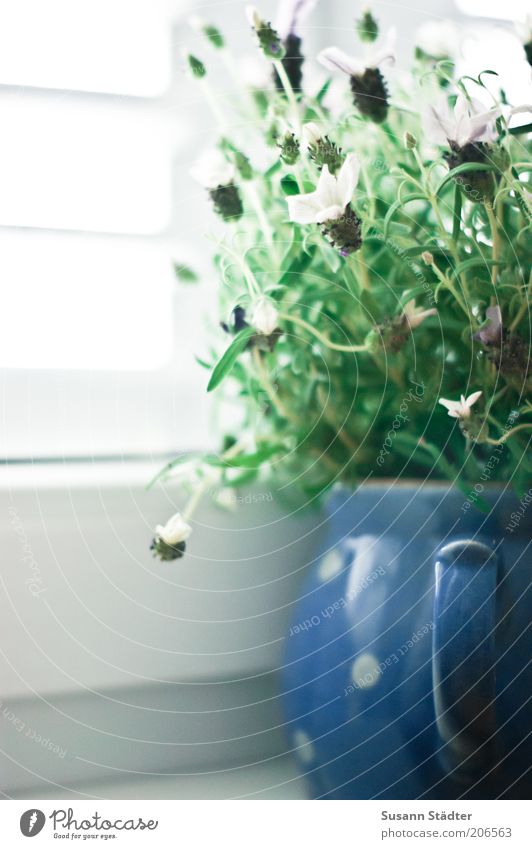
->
[0, 92, 178, 234]
[459, 27, 532, 106]
[0, 231, 175, 369]
[0, 0, 176, 96]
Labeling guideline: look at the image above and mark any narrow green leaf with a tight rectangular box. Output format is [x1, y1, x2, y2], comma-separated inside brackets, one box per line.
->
[207, 327, 255, 393]
[509, 121, 532, 136]
[450, 257, 501, 281]
[436, 161, 499, 196]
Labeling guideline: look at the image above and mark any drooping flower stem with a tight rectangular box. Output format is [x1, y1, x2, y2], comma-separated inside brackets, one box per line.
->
[182, 440, 247, 522]
[279, 312, 368, 352]
[483, 423, 532, 446]
[426, 255, 471, 320]
[252, 347, 297, 423]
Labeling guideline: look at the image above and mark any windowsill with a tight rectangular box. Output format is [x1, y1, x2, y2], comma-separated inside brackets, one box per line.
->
[1, 457, 176, 490]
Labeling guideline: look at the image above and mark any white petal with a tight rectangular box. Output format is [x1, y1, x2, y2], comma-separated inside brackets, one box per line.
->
[423, 100, 454, 145]
[287, 190, 324, 224]
[156, 512, 192, 545]
[337, 153, 360, 207]
[315, 164, 341, 208]
[276, 0, 317, 40]
[318, 46, 365, 77]
[368, 28, 397, 69]
[465, 390, 482, 408]
[439, 397, 461, 417]
[465, 107, 501, 145]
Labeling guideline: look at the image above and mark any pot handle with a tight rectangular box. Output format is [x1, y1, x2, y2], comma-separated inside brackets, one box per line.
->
[432, 539, 499, 780]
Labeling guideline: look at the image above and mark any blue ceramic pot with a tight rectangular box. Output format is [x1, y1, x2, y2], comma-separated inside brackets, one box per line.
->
[282, 483, 532, 799]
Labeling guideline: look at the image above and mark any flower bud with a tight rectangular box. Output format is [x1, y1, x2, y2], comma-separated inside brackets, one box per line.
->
[278, 131, 300, 165]
[190, 16, 224, 49]
[251, 297, 279, 336]
[421, 251, 434, 266]
[404, 131, 417, 150]
[246, 6, 285, 59]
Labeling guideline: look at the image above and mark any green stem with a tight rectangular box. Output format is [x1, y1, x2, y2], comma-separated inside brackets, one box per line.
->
[485, 201, 500, 288]
[252, 348, 297, 423]
[484, 423, 532, 446]
[279, 312, 368, 352]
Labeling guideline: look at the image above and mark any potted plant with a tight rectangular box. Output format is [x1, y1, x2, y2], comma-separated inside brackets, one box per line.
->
[150, 4, 532, 799]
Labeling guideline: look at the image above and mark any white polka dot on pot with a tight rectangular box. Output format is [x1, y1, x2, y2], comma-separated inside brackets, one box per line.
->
[351, 653, 381, 689]
[293, 729, 315, 764]
[318, 548, 343, 581]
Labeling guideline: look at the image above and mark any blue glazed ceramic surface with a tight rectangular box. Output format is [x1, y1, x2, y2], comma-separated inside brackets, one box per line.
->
[282, 483, 532, 799]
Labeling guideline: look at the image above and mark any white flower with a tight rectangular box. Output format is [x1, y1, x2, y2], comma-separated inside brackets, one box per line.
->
[251, 297, 279, 335]
[423, 94, 501, 147]
[516, 14, 532, 45]
[403, 299, 437, 329]
[276, 0, 318, 41]
[155, 512, 192, 545]
[246, 5, 263, 30]
[318, 28, 396, 77]
[287, 153, 360, 224]
[302, 121, 323, 148]
[190, 149, 235, 189]
[439, 391, 482, 420]
[416, 20, 459, 59]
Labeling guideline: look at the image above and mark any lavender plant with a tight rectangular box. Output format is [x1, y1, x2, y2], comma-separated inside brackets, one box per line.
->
[151, 4, 532, 559]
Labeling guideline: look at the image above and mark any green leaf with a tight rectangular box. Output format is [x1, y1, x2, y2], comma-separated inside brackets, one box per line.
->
[383, 193, 426, 240]
[207, 327, 255, 393]
[173, 263, 198, 283]
[435, 161, 499, 196]
[450, 257, 501, 281]
[218, 443, 286, 468]
[316, 78, 332, 104]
